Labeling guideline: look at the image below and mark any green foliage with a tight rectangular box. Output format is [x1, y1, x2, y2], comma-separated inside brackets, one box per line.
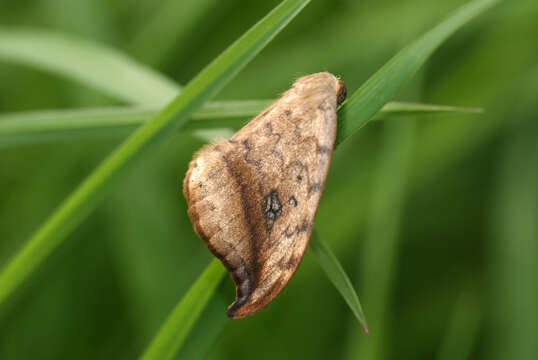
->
[0, 101, 478, 147]
[310, 230, 368, 332]
[336, 0, 500, 145]
[0, 0, 311, 309]
[141, 259, 226, 360]
[128, 0, 219, 67]
[345, 118, 414, 360]
[0, 0, 536, 359]
[0, 29, 180, 105]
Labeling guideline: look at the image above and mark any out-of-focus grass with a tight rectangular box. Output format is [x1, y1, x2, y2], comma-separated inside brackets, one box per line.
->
[128, 0, 219, 67]
[0, 0, 536, 359]
[0, 101, 478, 147]
[344, 118, 414, 360]
[141, 259, 226, 360]
[336, 0, 500, 145]
[0, 0, 311, 309]
[436, 290, 481, 360]
[310, 230, 368, 332]
[0, 29, 180, 105]
[488, 109, 538, 359]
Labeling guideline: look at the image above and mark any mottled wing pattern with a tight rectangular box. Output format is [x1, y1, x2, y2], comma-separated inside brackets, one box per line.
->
[183, 72, 345, 318]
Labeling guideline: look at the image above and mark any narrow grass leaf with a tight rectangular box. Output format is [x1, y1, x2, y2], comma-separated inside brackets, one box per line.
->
[335, 0, 501, 145]
[140, 259, 226, 360]
[0, 0, 311, 307]
[0, 101, 479, 147]
[310, 230, 368, 333]
[175, 282, 231, 360]
[0, 28, 179, 105]
[379, 101, 482, 115]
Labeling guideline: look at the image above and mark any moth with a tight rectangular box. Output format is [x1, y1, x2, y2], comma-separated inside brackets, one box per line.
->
[183, 72, 346, 318]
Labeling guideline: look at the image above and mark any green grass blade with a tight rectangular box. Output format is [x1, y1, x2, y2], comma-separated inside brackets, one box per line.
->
[436, 290, 481, 360]
[0, 100, 270, 147]
[0, 101, 479, 147]
[489, 119, 538, 359]
[335, 0, 501, 145]
[0, 0, 311, 307]
[128, 0, 218, 66]
[140, 259, 226, 360]
[175, 282, 230, 360]
[346, 119, 414, 360]
[310, 230, 368, 333]
[379, 101, 482, 115]
[0, 29, 180, 105]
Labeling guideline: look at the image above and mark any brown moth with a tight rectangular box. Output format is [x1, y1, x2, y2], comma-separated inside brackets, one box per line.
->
[183, 72, 346, 318]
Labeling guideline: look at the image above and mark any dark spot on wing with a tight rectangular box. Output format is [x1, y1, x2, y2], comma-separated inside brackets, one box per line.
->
[282, 220, 311, 238]
[309, 182, 321, 193]
[263, 189, 282, 221]
[288, 196, 298, 207]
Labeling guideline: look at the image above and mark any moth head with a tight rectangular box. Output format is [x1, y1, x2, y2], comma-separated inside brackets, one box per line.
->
[292, 72, 346, 107]
[336, 80, 347, 106]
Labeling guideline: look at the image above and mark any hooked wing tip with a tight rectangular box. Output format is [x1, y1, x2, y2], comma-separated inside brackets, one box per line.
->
[225, 271, 281, 319]
[226, 303, 248, 319]
[226, 294, 259, 319]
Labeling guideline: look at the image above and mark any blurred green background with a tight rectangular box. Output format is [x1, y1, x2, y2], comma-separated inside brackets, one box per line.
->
[0, 0, 537, 359]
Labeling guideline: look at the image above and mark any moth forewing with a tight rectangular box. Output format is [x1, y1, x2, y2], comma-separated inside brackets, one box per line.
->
[183, 72, 346, 318]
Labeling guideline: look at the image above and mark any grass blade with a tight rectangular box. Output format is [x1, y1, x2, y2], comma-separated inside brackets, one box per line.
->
[128, 0, 218, 66]
[0, 29, 180, 105]
[489, 119, 538, 359]
[174, 282, 230, 360]
[0, 0, 311, 307]
[346, 119, 414, 360]
[140, 259, 226, 360]
[0, 101, 479, 147]
[0, 100, 271, 146]
[310, 230, 368, 333]
[379, 101, 481, 115]
[436, 290, 481, 360]
[335, 0, 500, 145]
